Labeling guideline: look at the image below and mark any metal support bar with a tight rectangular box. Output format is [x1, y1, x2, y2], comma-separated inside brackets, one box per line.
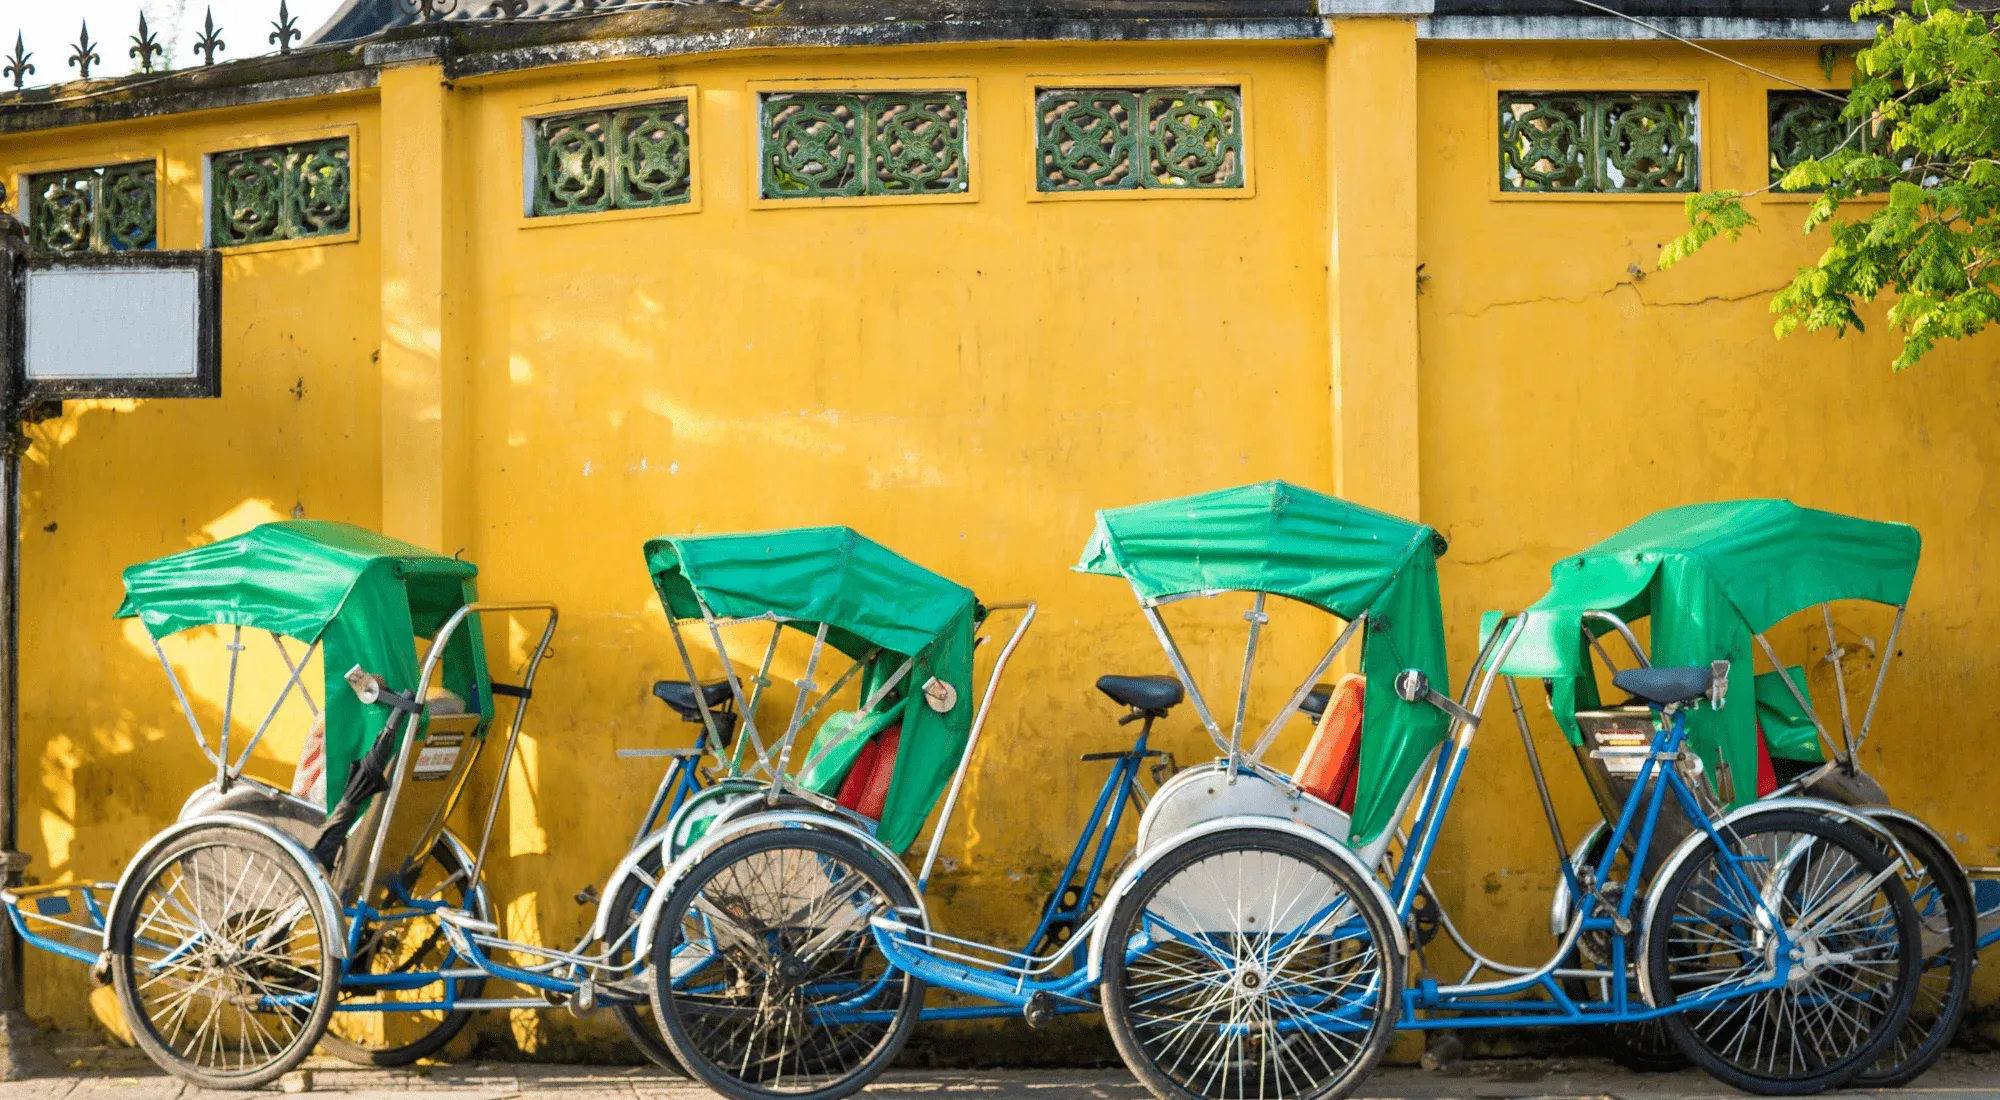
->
[1821, 603, 1857, 762]
[793, 648, 879, 737]
[1505, 678, 1570, 871]
[272, 634, 319, 717]
[462, 603, 559, 894]
[1753, 633, 1842, 764]
[150, 637, 217, 767]
[1138, 602, 1223, 751]
[1249, 613, 1366, 761]
[1854, 605, 1904, 758]
[667, 611, 734, 768]
[234, 635, 319, 778]
[216, 625, 243, 789]
[920, 602, 1036, 891]
[1580, 611, 1650, 669]
[1225, 593, 1267, 775]
[698, 598, 772, 776]
[765, 623, 829, 803]
[793, 650, 904, 783]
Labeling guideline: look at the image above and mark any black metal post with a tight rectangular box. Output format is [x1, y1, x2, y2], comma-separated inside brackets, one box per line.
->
[0, 184, 44, 1080]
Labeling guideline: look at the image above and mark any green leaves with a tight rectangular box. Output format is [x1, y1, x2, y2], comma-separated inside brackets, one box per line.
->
[1668, 0, 2000, 368]
[1660, 190, 1756, 268]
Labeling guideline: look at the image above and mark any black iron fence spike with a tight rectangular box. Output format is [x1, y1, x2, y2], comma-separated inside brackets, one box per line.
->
[195, 7, 226, 66]
[487, 0, 530, 17]
[3, 33, 32, 91]
[130, 12, 164, 74]
[271, 0, 302, 54]
[67, 21, 100, 81]
[395, 0, 462, 19]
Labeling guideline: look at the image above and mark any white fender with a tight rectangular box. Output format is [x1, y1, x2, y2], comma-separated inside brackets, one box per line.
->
[1549, 822, 1607, 939]
[1083, 814, 1408, 986]
[1636, 797, 1913, 1008]
[104, 812, 348, 959]
[1134, 762, 1353, 856]
[633, 810, 925, 965]
[433, 828, 494, 924]
[585, 826, 670, 945]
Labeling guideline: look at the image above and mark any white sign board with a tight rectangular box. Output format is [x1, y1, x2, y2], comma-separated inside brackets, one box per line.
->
[13, 252, 220, 401]
[25, 269, 201, 381]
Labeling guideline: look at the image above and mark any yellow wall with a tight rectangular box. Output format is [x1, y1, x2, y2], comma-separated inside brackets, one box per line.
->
[3, 26, 1997, 1055]
[1416, 40, 2000, 969]
[5, 94, 384, 1033]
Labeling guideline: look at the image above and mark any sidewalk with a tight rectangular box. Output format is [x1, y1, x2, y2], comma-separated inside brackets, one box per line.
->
[3, 1051, 1999, 1100]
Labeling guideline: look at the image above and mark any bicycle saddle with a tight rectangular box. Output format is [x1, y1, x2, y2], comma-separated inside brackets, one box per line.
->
[653, 679, 734, 721]
[1299, 683, 1336, 722]
[1612, 666, 1712, 706]
[1096, 675, 1184, 715]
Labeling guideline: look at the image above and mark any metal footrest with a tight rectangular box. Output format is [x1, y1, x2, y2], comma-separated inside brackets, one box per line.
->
[2, 882, 117, 964]
[1969, 870, 2000, 950]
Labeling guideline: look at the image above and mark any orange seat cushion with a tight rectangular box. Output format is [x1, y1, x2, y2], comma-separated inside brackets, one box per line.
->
[1296, 676, 1365, 813]
[835, 723, 902, 821]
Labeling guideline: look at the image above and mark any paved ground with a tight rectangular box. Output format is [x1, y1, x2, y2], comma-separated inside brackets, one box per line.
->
[3, 1050, 1999, 1099]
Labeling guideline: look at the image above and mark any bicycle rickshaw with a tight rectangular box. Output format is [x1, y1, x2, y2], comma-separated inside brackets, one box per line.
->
[1512, 499, 1987, 1087]
[634, 525, 1244, 1100]
[0, 521, 725, 1087]
[1064, 483, 1922, 1099]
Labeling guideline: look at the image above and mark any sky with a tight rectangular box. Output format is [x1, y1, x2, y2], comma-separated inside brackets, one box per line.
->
[6, 0, 348, 86]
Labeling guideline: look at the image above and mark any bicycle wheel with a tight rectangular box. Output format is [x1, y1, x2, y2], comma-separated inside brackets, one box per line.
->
[1853, 815, 1973, 1088]
[109, 822, 340, 1089]
[320, 837, 488, 1067]
[651, 827, 923, 1100]
[600, 841, 684, 1072]
[1100, 828, 1403, 1100]
[1646, 810, 1920, 1095]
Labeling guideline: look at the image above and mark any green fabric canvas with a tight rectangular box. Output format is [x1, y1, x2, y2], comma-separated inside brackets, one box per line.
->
[1755, 667, 1823, 765]
[1501, 500, 1914, 807]
[1075, 481, 1451, 849]
[644, 527, 978, 854]
[116, 521, 492, 809]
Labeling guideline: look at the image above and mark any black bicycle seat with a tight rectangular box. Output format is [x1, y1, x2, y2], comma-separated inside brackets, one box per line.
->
[1299, 683, 1336, 722]
[652, 680, 733, 722]
[1096, 675, 1184, 714]
[1612, 666, 1713, 707]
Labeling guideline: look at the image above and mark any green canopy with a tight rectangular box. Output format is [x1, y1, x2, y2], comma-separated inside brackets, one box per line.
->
[1500, 500, 1917, 807]
[644, 528, 978, 854]
[1075, 481, 1451, 849]
[117, 521, 492, 809]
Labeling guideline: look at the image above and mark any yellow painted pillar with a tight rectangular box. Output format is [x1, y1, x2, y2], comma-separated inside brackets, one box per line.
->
[1326, 17, 1421, 518]
[377, 58, 466, 554]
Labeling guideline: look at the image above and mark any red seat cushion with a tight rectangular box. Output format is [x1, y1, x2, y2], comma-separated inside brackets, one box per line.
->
[1296, 676, 1365, 813]
[1753, 721, 1779, 798]
[835, 723, 902, 821]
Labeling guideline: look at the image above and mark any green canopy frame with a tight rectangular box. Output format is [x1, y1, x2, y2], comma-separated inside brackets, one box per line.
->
[644, 527, 1034, 859]
[116, 521, 495, 810]
[1074, 481, 1455, 850]
[1497, 499, 1920, 809]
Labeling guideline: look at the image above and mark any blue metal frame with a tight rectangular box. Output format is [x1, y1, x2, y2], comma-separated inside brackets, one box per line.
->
[876, 628, 1886, 1037]
[865, 710, 1161, 1020]
[1387, 698, 1802, 1028]
[5, 708, 721, 1015]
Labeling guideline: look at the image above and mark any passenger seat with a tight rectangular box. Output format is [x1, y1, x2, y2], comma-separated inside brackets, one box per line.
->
[1296, 675, 1365, 812]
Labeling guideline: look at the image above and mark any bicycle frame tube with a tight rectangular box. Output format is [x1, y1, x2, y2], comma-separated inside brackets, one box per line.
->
[1020, 715, 1154, 960]
[1392, 615, 1525, 916]
[918, 602, 1036, 891]
[366, 600, 560, 907]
